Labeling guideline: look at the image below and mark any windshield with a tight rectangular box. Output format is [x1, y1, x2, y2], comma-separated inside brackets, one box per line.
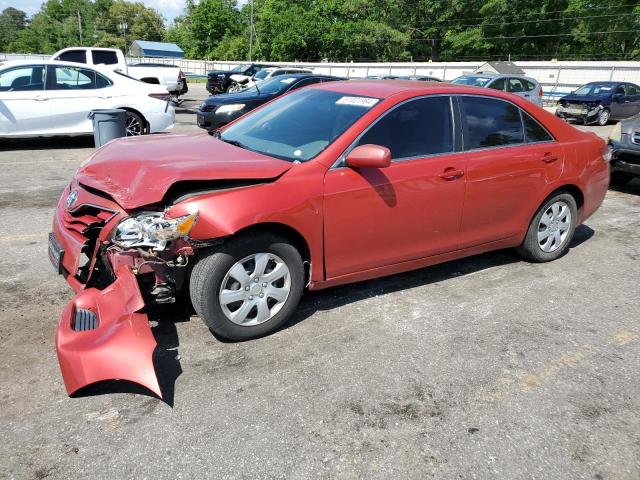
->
[244, 76, 298, 95]
[574, 83, 616, 96]
[253, 69, 271, 80]
[451, 76, 492, 87]
[232, 64, 251, 72]
[220, 89, 380, 162]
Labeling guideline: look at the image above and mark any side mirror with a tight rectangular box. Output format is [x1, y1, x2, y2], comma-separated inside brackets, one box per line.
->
[345, 144, 391, 169]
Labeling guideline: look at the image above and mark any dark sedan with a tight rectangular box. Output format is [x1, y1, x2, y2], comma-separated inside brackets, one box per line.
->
[196, 74, 344, 130]
[556, 82, 640, 126]
[608, 114, 640, 184]
[206, 63, 274, 94]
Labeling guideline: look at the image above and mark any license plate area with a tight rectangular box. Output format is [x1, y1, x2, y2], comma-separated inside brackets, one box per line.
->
[48, 232, 64, 274]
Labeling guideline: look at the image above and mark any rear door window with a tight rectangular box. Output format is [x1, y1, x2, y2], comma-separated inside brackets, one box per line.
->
[48, 66, 102, 90]
[460, 96, 524, 149]
[523, 79, 537, 91]
[356, 96, 454, 159]
[55, 50, 87, 64]
[0, 65, 45, 91]
[92, 50, 119, 65]
[522, 111, 553, 143]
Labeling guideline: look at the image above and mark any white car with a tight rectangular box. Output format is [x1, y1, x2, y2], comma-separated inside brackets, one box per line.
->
[0, 60, 175, 137]
[227, 66, 314, 93]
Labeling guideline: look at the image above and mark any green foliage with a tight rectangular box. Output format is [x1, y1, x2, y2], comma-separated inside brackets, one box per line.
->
[3, 0, 640, 61]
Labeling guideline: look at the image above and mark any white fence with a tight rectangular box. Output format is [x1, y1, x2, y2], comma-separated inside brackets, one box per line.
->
[3, 52, 640, 98]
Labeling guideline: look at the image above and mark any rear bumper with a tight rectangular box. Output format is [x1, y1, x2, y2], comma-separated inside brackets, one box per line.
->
[147, 107, 175, 133]
[610, 145, 640, 176]
[55, 266, 160, 398]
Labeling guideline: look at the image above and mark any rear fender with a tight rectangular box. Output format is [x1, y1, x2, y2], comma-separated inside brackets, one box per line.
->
[55, 266, 161, 398]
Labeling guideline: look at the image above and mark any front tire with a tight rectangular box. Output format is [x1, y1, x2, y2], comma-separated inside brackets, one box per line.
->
[597, 108, 610, 126]
[190, 234, 305, 341]
[516, 192, 578, 262]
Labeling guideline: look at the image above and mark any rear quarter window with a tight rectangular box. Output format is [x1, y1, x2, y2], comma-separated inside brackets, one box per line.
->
[461, 96, 524, 149]
[522, 111, 553, 143]
[92, 50, 119, 65]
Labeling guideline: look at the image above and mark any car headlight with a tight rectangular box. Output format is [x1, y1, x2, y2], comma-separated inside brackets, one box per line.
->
[111, 211, 198, 250]
[609, 122, 622, 143]
[199, 102, 209, 109]
[216, 104, 245, 114]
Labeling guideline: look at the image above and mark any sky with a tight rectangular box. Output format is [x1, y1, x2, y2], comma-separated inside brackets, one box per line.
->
[0, 0, 247, 23]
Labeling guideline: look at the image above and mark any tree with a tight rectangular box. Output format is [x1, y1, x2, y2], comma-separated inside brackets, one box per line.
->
[0, 7, 27, 52]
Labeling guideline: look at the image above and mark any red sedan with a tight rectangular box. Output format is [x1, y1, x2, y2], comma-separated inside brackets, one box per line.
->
[50, 81, 610, 397]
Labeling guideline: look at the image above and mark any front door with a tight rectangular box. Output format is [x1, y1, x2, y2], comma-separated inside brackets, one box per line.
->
[323, 95, 467, 278]
[0, 64, 47, 135]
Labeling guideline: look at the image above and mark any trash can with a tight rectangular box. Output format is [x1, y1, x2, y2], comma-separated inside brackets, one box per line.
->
[88, 109, 127, 148]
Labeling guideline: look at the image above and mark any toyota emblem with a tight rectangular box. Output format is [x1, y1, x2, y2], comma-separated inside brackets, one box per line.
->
[66, 190, 79, 209]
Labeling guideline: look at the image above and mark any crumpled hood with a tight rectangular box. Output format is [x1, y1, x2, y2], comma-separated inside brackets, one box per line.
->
[76, 133, 292, 209]
[560, 94, 606, 104]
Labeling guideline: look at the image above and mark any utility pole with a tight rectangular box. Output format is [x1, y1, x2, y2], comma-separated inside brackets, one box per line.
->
[77, 11, 83, 45]
[119, 17, 128, 54]
[248, 0, 254, 61]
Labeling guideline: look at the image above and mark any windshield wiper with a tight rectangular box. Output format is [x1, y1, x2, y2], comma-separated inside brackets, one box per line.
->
[220, 137, 250, 150]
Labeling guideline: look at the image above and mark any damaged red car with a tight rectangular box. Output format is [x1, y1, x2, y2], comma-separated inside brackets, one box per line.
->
[51, 81, 610, 397]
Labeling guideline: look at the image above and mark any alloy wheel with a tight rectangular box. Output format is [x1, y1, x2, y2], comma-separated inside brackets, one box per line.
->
[125, 114, 143, 136]
[537, 201, 572, 253]
[219, 253, 291, 326]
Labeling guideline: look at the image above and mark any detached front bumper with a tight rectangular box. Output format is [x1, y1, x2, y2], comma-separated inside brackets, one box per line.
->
[55, 266, 161, 398]
[51, 184, 162, 398]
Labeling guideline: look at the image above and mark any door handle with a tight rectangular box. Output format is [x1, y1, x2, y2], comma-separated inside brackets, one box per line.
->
[439, 168, 464, 181]
[98, 95, 112, 99]
[542, 153, 559, 164]
[33, 96, 49, 101]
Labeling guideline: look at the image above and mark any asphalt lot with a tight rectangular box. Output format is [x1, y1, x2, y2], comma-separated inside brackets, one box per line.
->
[0, 83, 639, 479]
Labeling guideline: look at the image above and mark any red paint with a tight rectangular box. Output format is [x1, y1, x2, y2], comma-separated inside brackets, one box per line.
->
[55, 266, 161, 398]
[52, 81, 609, 395]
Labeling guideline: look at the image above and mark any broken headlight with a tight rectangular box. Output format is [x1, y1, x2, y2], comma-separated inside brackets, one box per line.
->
[111, 211, 198, 250]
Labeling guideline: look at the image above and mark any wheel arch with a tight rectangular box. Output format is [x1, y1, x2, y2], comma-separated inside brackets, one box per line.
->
[550, 184, 584, 213]
[230, 222, 312, 264]
[119, 107, 149, 134]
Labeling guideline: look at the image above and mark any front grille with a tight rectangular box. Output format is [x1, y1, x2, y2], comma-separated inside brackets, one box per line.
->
[615, 152, 640, 166]
[72, 308, 98, 331]
[201, 104, 217, 113]
[632, 131, 640, 145]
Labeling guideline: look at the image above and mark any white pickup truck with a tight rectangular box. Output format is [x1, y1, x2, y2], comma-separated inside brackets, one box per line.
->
[50, 47, 187, 96]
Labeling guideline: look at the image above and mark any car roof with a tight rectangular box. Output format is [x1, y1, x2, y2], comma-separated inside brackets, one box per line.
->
[313, 79, 540, 99]
[0, 59, 101, 68]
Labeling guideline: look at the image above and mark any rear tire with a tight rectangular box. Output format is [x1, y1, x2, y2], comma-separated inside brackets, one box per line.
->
[125, 111, 147, 136]
[190, 234, 304, 341]
[516, 192, 578, 262]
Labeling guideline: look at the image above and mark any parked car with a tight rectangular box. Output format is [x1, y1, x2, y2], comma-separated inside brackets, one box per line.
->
[196, 74, 343, 130]
[364, 75, 441, 81]
[206, 63, 274, 94]
[555, 81, 640, 126]
[227, 66, 314, 93]
[50, 80, 610, 397]
[51, 47, 187, 96]
[608, 114, 640, 183]
[451, 74, 543, 106]
[0, 60, 175, 137]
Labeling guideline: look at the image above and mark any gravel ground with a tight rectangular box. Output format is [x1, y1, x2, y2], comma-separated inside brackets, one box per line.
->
[0, 83, 638, 480]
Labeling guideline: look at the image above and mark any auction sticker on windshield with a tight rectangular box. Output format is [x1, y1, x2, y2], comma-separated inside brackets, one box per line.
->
[336, 96, 379, 107]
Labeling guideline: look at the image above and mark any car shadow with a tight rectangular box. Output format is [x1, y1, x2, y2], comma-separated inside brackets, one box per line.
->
[72, 302, 189, 407]
[1, 136, 95, 151]
[72, 224, 596, 404]
[609, 177, 640, 195]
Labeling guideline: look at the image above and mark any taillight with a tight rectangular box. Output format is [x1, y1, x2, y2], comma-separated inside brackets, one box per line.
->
[178, 70, 185, 80]
[602, 145, 612, 162]
[539, 85, 543, 97]
[149, 93, 170, 101]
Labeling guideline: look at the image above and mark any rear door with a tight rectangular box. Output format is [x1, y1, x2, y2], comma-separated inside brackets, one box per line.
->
[0, 64, 48, 135]
[623, 84, 640, 117]
[457, 95, 563, 247]
[45, 65, 113, 134]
